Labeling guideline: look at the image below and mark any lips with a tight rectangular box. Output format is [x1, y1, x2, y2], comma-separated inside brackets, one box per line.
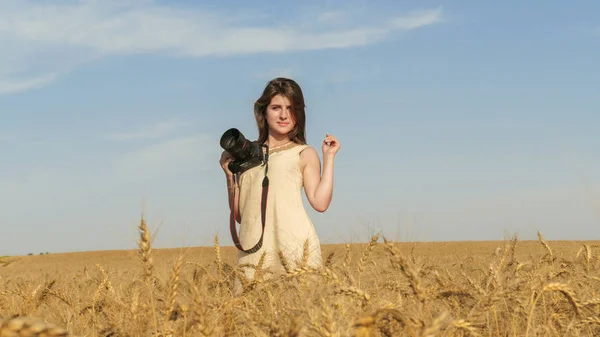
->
[277, 122, 289, 126]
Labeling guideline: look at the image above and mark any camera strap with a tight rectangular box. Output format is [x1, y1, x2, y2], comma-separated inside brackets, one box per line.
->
[229, 146, 269, 254]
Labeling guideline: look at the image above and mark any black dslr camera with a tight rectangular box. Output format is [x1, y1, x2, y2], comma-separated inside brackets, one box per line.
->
[220, 128, 268, 175]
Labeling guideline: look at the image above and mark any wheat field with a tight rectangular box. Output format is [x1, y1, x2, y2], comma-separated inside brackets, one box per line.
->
[1, 217, 599, 337]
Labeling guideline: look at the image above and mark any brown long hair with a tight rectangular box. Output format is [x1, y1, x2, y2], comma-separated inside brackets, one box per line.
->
[254, 77, 306, 145]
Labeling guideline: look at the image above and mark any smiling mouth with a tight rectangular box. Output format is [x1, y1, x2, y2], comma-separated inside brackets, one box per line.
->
[277, 122, 289, 126]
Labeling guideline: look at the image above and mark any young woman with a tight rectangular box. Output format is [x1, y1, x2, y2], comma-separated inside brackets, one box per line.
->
[219, 77, 340, 283]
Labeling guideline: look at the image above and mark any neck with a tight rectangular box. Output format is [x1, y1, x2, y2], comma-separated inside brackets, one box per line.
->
[266, 133, 292, 147]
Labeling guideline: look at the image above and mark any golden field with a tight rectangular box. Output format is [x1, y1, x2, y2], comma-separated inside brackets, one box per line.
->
[1, 218, 599, 336]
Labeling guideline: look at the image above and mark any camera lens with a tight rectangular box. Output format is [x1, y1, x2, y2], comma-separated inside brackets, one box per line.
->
[220, 128, 249, 159]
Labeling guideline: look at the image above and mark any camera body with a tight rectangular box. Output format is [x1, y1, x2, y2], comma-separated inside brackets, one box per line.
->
[220, 128, 268, 175]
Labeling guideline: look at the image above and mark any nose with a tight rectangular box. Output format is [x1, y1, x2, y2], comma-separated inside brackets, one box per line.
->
[279, 108, 290, 120]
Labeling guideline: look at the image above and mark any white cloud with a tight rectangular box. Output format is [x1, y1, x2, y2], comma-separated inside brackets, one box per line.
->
[390, 7, 444, 30]
[315, 11, 350, 25]
[104, 119, 189, 141]
[0, 1, 443, 94]
[112, 134, 217, 182]
[0, 73, 57, 94]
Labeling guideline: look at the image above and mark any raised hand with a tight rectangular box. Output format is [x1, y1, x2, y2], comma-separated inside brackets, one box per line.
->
[322, 133, 340, 156]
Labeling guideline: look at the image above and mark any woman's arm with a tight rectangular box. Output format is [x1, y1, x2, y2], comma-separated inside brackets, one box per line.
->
[220, 151, 241, 223]
[302, 147, 335, 212]
[301, 133, 340, 212]
[226, 174, 241, 223]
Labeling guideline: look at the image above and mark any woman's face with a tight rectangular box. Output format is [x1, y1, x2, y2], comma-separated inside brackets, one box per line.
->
[265, 94, 295, 138]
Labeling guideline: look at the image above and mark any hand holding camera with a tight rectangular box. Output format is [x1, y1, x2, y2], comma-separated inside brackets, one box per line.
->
[219, 151, 234, 178]
[220, 128, 268, 176]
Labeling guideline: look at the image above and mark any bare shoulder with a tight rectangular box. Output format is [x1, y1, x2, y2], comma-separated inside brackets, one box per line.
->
[299, 145, 319, 161]
[299, 145, 320, 169]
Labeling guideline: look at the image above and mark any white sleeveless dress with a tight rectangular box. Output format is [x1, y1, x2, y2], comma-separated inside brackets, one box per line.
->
[234, 143, 323, 283]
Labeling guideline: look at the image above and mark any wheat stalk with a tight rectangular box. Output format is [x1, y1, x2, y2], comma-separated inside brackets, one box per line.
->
[537, 231, 553, 260]
[165, 253, 183, 323]
[0, 316, 70, 337]
[137, 215, 154, 282]
[357, 234, 379, 278]
[525, 282, 581, 337]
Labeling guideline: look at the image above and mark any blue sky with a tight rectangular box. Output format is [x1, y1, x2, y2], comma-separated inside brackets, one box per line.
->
[1, 0, 599, 255]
